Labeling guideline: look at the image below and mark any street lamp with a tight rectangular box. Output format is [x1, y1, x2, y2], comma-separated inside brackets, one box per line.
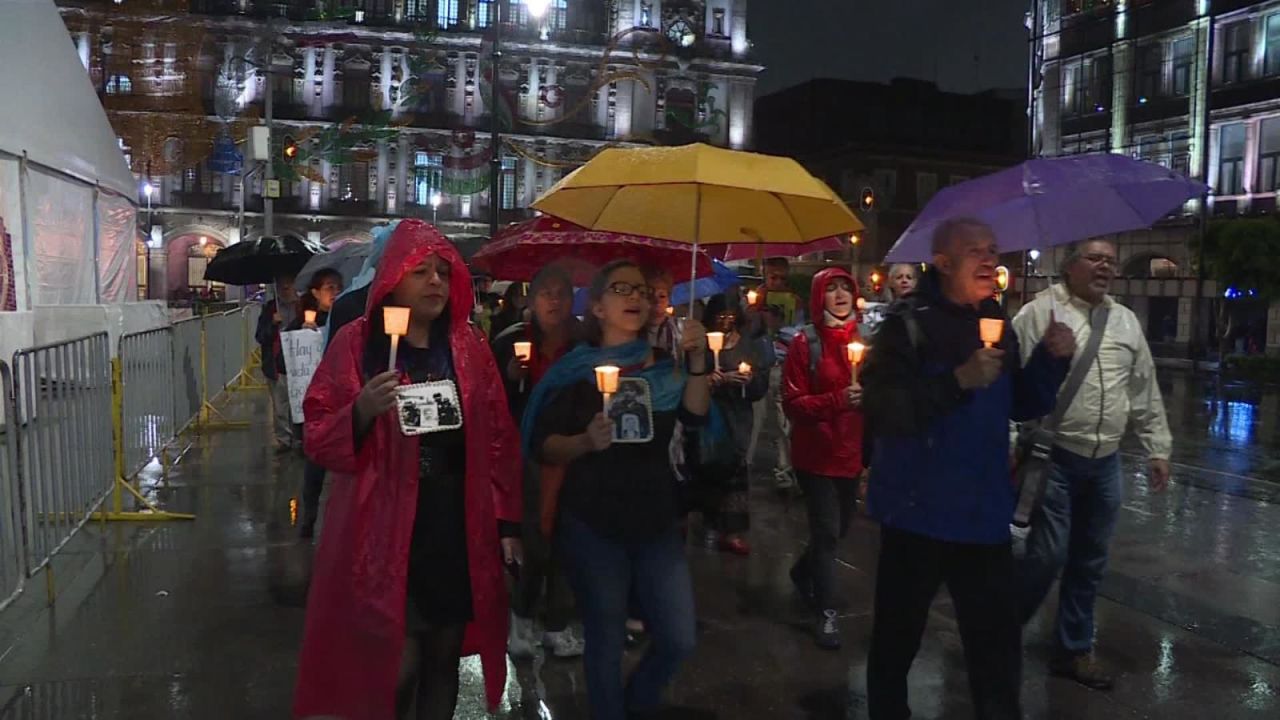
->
[430, 191, 442, 225]
[143, 181, 154, 211]
[490, 0, 552, 240]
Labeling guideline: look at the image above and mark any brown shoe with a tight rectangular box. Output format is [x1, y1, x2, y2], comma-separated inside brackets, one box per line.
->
[1050, 651, 1115, 691]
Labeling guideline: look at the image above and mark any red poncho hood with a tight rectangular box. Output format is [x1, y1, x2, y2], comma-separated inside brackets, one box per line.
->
[294, 220, 521, 719]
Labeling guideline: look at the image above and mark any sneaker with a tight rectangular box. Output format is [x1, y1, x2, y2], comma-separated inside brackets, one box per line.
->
[815, 609, 841, 651]
[789, 560, 816, 608]
[1050, 650, 1115, 691]
[542, 627, 585, 658]
[507, 614, 537, 660]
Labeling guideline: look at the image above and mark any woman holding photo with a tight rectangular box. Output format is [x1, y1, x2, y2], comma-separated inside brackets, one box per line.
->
[293, 220, 521, 720]
[523, 260, 711, 720]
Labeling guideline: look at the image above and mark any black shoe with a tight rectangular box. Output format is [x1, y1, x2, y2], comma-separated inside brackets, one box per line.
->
[1050, 650, 1115, 691]
[790, 560, 816, 608]
[815, 609, 841, 651]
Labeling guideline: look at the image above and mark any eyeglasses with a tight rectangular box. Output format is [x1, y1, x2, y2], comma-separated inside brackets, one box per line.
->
[1081, 254, 1118, 268]
[606, 281, 653, 299]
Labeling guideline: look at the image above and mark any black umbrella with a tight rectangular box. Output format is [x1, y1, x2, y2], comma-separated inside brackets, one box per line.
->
[204, 233, 328, 285]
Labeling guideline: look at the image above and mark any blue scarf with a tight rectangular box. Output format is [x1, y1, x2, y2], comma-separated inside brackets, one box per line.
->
[520, 340, 691, 457]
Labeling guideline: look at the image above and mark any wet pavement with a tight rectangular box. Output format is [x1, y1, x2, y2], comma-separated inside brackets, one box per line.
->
[0, 369, 1277, 719]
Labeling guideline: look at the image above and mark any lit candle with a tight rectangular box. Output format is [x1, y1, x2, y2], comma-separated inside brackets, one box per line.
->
[594, 365, 620, 411]
[707, 331, 725, 370]
[738, 361, 752, 398]
[847, 342, 865, 384]
[747, 289, 759, 306]
[383, 306, 410, 373]
[979, 318, 1004, 348]
[303, 310, 317, 326]
[666, 305, 675, 316]
[513, 341, 533, 392]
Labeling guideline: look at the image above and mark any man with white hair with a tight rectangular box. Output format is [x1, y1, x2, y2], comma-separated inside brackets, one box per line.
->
[1012, 238, 1172, 691]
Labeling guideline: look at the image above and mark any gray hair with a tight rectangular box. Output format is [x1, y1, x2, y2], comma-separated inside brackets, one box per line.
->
[931, 217, 995, 256]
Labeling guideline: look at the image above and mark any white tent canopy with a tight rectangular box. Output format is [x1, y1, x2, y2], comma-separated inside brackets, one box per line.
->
[0, 0, 139, 310]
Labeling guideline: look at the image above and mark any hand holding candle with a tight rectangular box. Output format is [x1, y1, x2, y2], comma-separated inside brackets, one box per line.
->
[847, 341, 866, 384]
[979, 318, 1004, 348]
[383, 306, 411, 373]
[707, 331, 725, 370]
[737, 361, 752, 397]
[594, 365, 620, 412]
[513, 341, 532, 391]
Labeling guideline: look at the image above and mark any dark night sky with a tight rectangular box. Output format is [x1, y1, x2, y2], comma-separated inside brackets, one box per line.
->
[752, 0, 1031, 97]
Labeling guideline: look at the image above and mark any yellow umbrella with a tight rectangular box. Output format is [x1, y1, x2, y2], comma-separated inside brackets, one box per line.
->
[534, 143, 863, 248]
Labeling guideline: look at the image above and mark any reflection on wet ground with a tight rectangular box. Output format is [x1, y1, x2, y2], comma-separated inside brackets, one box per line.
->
[0, 370, 1276, 719]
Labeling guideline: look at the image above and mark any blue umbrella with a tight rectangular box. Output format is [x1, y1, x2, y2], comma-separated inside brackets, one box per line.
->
[672, 259, 741, 305]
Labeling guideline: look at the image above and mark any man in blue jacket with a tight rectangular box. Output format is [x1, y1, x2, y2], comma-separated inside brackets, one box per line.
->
[861, 218, 1076, 720]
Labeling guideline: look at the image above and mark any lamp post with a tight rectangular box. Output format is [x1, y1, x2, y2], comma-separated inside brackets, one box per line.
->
[430, 191, 442, 225]
[489, 0, 550, 240]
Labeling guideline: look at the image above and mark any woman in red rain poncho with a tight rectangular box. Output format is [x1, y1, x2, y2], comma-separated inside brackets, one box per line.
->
[781, 267, 866, 652]
[294, 220, 522, 720]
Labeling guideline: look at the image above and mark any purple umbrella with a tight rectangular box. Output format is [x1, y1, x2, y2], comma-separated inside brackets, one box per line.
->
[884, 154, 1208, 262]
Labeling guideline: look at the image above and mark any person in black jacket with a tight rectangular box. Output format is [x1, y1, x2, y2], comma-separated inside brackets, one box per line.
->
[255, 273, 299, 452]
[288, 269, 344, 538]
[861, 218, 1076, 720]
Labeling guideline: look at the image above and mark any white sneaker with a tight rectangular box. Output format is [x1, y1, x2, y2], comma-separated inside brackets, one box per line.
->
[508, 614, 537, 660]
[542, 627, 585, 658]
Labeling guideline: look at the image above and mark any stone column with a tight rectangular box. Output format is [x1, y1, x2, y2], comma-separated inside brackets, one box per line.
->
[148, 247, 169, 301]
[377, 140, 390, 213]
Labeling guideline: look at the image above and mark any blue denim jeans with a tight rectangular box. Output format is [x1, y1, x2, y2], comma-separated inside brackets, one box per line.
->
[558, 511, 696, 720]
[1017, 446, 1123, 653]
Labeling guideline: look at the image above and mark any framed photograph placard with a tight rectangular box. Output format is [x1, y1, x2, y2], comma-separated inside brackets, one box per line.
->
[608, 377, 654, 444]
[396, 380, 464, 436]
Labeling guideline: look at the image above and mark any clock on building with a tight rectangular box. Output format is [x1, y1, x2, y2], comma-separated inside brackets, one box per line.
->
[665, 18, 697, 48]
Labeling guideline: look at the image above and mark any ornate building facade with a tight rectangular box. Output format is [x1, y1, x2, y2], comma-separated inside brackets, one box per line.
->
[1031, 0, 1280, 355]
[57, 0, 760, 301]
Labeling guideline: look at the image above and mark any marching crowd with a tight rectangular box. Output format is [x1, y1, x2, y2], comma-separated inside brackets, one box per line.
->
[256, 217, 1173, 720]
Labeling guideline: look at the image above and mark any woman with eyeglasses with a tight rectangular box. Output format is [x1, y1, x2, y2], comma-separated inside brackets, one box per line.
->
[523, 260, 711, 720]
[490, 264, 585, 660]
[688, 295, 769, 556]
[288, 269, 345, 538]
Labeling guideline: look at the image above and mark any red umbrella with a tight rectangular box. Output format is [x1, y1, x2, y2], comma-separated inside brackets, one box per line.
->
[705, 235, 849, 262]
[471, 215, 715, 285]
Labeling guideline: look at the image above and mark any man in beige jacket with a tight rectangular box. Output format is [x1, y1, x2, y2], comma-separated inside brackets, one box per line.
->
[1012, 239, 1172, 691]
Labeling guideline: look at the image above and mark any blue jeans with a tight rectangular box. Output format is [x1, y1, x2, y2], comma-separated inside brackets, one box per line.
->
[1017, 447, 1123, 653]
[558, 512, 696, 720]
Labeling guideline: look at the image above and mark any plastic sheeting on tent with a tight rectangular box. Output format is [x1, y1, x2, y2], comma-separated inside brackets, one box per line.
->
[0, 0, 139, 310]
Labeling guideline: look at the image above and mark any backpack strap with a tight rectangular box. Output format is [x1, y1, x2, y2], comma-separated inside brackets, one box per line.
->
[802, 324, 821, 379]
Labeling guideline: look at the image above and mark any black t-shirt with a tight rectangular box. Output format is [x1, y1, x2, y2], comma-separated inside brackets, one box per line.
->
[533, 360, 704, 543]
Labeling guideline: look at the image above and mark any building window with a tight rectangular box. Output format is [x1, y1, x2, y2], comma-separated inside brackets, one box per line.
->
[340, 162, 369, 202]
[1268, 14, 1280, 76]
[1218, 123, 1246, 196]
[414, 151, 444, 205]
[105, 74, 132, 94]
[1172, 37, 1194, 96]
[640, 2, 653, 28]
[1062, 54, 1109, 116]
[436, 0, 459, 27]
[476, 0, 494, 27]
[500, 155, 517, 209]
[404, 0, 430, 21]
[1136, 44, 1162, 102]
[1170, 131, 1191, 177]
[915, 172, 938, 209]
[712, 9, 726, 36]
[873, 168, 897, 208]
[1259, 118, 1280, 193]
[548, 0, 567, 31]
[1223, 22, 1250, 84]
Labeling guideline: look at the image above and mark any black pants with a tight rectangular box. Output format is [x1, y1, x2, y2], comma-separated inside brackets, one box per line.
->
[795, 472, 858, 610]
[866, 526, 1021, 720]
[513, 526, 575, 632]
[298, 423, 325, 533]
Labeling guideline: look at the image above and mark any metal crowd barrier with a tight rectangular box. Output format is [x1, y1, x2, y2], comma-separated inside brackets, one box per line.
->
[0, 361, 26, 612]
[9, 334, 114, 575]
[118, 328, 176, 480]
[171, 316, 203, 436]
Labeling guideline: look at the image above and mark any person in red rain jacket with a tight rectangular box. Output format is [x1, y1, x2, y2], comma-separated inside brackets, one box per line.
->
[782, 266, 866, 651]
[293, 220, 522, 720]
